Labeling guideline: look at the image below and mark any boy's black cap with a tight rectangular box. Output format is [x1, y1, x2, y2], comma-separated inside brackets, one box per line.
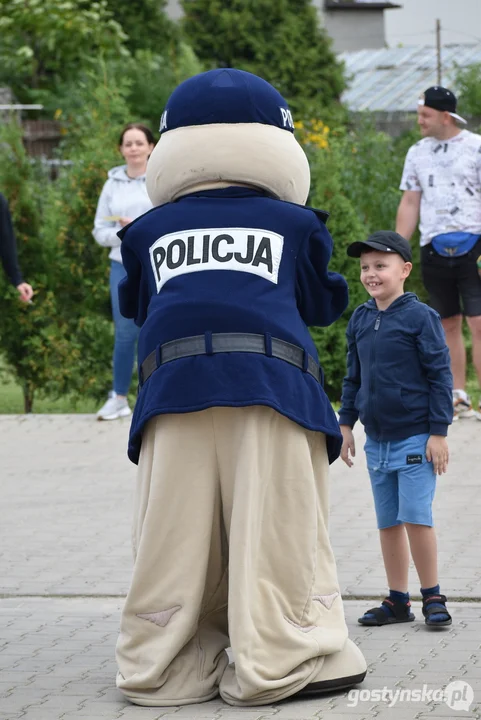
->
[418, 86, 467, 124]
[347, 231, 412, 262]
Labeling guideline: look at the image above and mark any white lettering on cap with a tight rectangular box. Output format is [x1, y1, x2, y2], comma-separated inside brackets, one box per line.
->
[150, 227, 284, 293]
[159, 110, 168, 132]
[280, 107, 294, 129]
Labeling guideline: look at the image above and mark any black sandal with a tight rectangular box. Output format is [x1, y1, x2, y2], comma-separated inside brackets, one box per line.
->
[358, 597, 415, 626]
[422, 594, 452, 627]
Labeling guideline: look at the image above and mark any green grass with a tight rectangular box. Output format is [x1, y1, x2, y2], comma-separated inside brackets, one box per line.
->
[0, 356, 141, 414]
[0, 371, 99, 413]
[0, 354, 478, 415]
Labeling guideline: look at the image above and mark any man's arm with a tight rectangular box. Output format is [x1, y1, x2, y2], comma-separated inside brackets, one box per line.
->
[0, 194, 33, 301]
[0, 193, 23, 286]
[395, 190, 421, 242]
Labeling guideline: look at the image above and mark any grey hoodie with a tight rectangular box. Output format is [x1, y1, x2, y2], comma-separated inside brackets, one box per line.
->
[92, 165, 153, 264]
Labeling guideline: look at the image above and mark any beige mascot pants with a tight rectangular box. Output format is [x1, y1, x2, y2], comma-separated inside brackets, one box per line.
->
[116, 406, 351, 706]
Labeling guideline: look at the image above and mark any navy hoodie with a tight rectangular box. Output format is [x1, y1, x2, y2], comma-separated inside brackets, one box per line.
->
[338, 293, 453, 441]
[118, 187, 349, 465]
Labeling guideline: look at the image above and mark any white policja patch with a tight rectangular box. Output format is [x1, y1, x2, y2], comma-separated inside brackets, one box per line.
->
[149, 227, 284, 293]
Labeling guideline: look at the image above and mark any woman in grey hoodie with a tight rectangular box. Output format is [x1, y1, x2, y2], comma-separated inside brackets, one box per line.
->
[93, 123, 155, 420]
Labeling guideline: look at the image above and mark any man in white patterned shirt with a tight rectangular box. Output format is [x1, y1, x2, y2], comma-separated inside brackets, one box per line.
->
[396, 85, 481, 420]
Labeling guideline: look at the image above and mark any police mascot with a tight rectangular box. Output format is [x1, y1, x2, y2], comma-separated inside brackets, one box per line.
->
[116, 68, 367, 707]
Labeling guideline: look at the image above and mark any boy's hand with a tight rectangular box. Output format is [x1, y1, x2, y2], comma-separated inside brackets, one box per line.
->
[340, 425, 355, 467]
[426, 435, 449, 475]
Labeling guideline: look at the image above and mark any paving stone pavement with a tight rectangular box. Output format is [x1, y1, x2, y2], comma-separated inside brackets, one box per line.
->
[1, 414, 480, 719]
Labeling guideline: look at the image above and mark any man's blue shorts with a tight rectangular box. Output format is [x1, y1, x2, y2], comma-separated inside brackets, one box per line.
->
[364, 433, 436, 529]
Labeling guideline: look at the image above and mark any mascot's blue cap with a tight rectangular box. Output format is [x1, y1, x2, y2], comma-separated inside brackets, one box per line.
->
[159, 68, 295, 135]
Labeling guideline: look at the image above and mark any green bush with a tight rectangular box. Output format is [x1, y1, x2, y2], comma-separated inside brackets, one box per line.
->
[45, 43, 203, 137]
[304, 136, 367, 400]
[0, 0, 202, 131]
[181, 0, 346, 122]
[0, 121, 77, 411]
[337, 120, 427, 302]
[0, 0, 127, 107]
[97, 0, 177, 54]
[300, 120, 427, 399]
[123, 44, 204, 131]
[40, 71, 135, 401]
[454, 63, 481, 118]
[0, 73, 135, 411]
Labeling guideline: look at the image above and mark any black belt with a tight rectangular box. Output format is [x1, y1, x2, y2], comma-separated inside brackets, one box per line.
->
[140, 332, 322, 386]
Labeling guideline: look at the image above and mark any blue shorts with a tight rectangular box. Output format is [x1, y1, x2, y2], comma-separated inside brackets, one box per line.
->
[364, 434, 436, 529]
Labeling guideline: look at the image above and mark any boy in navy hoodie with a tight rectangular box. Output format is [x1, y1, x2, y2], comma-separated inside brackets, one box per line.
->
[339, 230, 453, 628]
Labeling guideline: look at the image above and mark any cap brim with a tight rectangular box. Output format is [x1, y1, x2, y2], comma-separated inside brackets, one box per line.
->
[449, 112, 468, 125]
[347, 240, 393, 257]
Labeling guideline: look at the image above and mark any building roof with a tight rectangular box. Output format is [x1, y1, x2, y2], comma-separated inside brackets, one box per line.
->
[340, 44, 481, 112]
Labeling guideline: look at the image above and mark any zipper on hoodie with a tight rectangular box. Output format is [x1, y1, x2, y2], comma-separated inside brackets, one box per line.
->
[369, 313, 382, 437]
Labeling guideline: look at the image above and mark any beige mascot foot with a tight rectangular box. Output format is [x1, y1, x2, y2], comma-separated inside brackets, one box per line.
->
[220, 637, 367, 706]
[292, 639, 367, 698]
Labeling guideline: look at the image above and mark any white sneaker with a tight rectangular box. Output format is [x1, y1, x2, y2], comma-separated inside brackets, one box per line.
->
[452, 390, 476, 421]
[96, 392, 131, 421]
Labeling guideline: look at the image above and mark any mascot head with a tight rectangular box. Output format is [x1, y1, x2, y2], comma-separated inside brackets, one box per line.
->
[146, 68, 310, 207]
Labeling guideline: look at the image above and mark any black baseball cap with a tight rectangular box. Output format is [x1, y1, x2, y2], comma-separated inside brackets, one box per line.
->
[418, 86, 467, 124]
[347, 231, 412, 262]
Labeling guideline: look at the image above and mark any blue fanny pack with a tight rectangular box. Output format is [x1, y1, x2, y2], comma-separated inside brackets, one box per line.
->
[431, 232, 480, 257]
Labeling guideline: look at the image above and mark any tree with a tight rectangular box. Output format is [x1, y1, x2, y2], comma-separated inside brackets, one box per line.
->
[121, 44, 204, 131]
[0, 0, 128, 105]
[454, 63, 481, 119]
[41, 69, 135, 399]
[302, 122, 428, 398]
[181, 0, 346, 120]
[336, 121, 426, 303]
[0, 71, 134, 411]
[0, 121, 75, 411]
[306, 141, 367, 400]
[97, 0, 178, 54]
